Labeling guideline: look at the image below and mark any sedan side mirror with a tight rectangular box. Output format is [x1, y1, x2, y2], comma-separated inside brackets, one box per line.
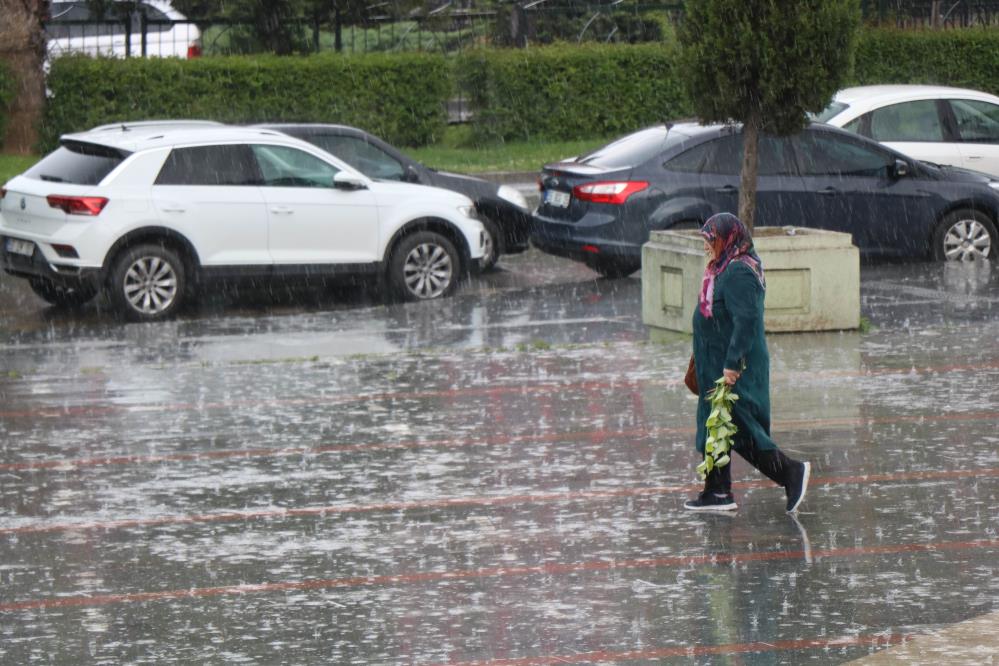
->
[892, 159, 910, 179]
[333, 172, 367, 190]
[403, 165, 421, 183]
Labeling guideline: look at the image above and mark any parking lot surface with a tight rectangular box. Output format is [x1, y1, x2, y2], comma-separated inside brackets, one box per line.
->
[1, 251, 998, 664]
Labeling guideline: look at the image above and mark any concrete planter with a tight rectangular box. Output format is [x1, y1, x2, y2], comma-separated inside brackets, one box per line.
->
[641, 227, 860, 333]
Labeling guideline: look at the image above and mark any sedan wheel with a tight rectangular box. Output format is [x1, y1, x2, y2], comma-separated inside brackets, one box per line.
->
[479, 218, 502, 272]
[389, 231, 461, 301]
[109, 244, 187, 321]
[934, 210, 997, 261]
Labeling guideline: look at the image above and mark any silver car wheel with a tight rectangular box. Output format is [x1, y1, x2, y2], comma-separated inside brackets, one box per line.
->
[403, 242, 453, 299]
[122, 255, 179, 315]
[943, 218, 992, 261]
[482, 228, 496, 267]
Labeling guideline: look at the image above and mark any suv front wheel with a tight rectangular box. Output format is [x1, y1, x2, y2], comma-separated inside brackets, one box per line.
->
[388, 231, 461, 301]
[108, 243, 187, 321]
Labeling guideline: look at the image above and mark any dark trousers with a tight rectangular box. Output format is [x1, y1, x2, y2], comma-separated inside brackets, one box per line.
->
[703, 435, 798, 495]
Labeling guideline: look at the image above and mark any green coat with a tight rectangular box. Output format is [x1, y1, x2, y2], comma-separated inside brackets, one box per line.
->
[692, 261, 777, 454]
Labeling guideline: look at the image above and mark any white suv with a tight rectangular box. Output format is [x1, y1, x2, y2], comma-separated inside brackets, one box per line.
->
[0, 127, 485, 321]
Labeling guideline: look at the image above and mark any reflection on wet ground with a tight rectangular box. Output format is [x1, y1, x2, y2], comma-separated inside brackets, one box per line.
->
[1, 251, 998, 664]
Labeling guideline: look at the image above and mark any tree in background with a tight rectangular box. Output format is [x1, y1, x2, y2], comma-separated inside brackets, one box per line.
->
[0, 0, 48, 153]
[173, 0, 376, 54]
[677, 0, 861, 232]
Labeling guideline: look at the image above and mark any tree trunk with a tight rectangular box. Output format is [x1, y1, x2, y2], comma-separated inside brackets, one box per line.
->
[0, 0, 49, 154]
[334, 6, 343, 53]
[738, 111, 761, 234]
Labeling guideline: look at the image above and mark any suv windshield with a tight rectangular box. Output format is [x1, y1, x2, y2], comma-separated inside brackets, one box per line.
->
[811, 101, 850, 123]
[575, 126, 687, 169]
[25, 141, 130, 185]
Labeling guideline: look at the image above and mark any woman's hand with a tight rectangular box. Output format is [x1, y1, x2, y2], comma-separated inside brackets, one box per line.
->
[723, 368, 741, 385]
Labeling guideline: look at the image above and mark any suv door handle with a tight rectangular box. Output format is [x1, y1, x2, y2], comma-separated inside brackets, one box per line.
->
[270, 206, 294, 215]
[715, 185, 737, 194]
[160, 204, 186, 213]
[818, 187, 839, 196]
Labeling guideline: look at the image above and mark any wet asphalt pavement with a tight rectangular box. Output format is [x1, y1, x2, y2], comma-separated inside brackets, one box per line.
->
[1, 249, 998, 664]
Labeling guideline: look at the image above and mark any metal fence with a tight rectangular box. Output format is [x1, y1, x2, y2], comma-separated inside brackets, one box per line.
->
[44, 1, 999, 59]
[863, 0, 999, 27]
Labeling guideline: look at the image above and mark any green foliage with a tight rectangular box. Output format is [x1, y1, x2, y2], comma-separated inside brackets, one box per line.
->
[458, 43, 693, 143]
[0, 62, 14, 146]
[696, 377, 738, 480]
[677, 0, 862, 136]
[853, 27, 999, 96]
[38, 52, 450, 152]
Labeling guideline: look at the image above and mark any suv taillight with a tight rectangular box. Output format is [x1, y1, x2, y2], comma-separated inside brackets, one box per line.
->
[47, 195, 109, 216]
[572, 181, 649, 205]
[187, 43, 202, 59]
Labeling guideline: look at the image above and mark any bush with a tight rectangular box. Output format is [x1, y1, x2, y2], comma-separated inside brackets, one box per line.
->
[853, 27, 999, 95]
[39, 52, 450, 152]
[458, 43, 692, 143]
[0, 62, 14, 146]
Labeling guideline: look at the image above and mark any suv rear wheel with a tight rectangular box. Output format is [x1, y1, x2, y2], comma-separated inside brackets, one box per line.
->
[389, 231, 461, 301]
[28, 278, 97, 308]
[108, 243, 187, 321]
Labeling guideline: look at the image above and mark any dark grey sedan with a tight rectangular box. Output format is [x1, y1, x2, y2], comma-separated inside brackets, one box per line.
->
[531, 122, 999, 277]
[257, 124, 532, 271]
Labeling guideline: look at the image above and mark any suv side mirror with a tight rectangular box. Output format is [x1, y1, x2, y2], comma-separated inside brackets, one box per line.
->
[892, 159, 909, 179]
[333, 172, 367, 190]
[403, 165, 421, 183]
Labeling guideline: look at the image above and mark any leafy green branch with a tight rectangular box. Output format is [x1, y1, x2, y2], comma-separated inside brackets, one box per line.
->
[696, 377, 739, 480]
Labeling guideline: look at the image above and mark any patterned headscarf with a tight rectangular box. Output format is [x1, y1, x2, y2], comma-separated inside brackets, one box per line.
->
[698, 212, 766, 318]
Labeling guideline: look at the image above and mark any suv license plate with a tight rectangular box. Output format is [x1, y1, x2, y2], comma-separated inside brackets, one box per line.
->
[546, 190, 571, 208]
[6, 238, 34, 256]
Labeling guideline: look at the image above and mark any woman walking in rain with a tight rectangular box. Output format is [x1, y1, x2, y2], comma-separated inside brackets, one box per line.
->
[684, 212, 810, 512]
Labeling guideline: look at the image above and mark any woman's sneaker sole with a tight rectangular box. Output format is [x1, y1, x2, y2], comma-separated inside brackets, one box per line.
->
[786, 461, 811, 513]
[683, 498, 738, 512]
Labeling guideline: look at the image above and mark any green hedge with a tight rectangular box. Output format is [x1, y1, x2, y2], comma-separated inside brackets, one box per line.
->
[34, 27, 999, 153]
[0, 62, 14, 146]
[39, 52, 450, 152]
[459, 27, 999, 142]
[458, 43, 692, 143]
[852, 27, 999, 95]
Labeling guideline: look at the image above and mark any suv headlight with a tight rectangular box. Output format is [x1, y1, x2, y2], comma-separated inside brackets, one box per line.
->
[458, 204, 479, 220]
[990, 182, 999, 191]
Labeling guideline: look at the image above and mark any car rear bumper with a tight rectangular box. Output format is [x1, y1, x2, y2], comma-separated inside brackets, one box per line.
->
[0, 237, 103, 289]
[529, 214, 643, 261]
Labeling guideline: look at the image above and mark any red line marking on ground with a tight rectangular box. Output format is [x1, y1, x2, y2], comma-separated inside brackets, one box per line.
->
[435, 633, 913, 666]
[3, 409, 996, 473]
[2, 358, 996, 421]
[2, 539, 996, 613]
[6, 466, 999, 537]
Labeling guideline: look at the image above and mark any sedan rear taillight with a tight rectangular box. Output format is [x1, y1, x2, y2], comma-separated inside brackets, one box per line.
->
[573, 181, 649, 205]
[47, 195, 109, 216]
[187, 43, 202, 59]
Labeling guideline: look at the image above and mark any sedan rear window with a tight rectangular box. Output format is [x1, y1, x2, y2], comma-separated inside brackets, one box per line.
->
[24, 140, 129, 185]
[574, 127, 686, 169]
